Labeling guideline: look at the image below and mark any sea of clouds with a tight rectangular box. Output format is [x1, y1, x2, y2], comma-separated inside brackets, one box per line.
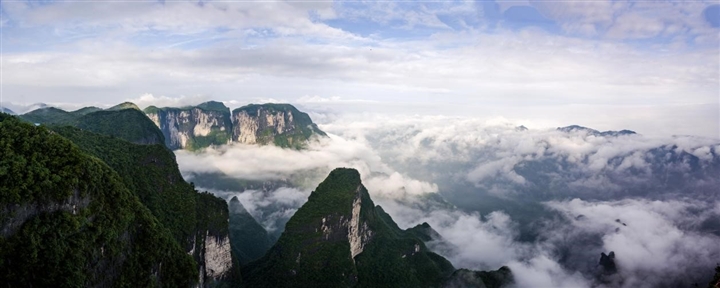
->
[176, 113, 720, 288]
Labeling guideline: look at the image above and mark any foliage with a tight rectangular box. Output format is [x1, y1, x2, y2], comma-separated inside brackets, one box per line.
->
[228, 197, 273, 265]
[233, 103, 327, 149]
[0, 115, 197, 287]
[51, 126, 196, 245]
[242, 168, 458, 287]
[75, 109, 166, 145]
[107, 102, 141, 111]
[19, 107, 76, 125]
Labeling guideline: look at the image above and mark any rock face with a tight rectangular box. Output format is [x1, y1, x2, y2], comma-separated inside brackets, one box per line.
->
[145, 102, 326, 150]
[231, 103, 326, 148]
[145, 101, 232, 150]
[599, 251, 618, 274]
[193, 192, 236, 287]
[242, 168, 512, 287]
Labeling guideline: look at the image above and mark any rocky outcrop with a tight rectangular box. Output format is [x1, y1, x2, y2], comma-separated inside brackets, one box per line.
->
[145, 101, 232, 150]
[1, 189, 91, 238]
[231, 103, 326, 149]
[193, 192, 237, 287]
[145, 102, 326, 150]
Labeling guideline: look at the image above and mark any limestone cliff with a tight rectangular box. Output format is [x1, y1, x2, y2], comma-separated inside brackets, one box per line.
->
[231, 103, 326, 148]
[192, 192, 236, 287]
[145, 102, 326, 150]
[145, 101, 232, 150]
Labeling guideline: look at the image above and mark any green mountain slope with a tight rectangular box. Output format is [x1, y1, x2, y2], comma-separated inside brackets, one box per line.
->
[20, 103, 165, 145]
[0, 114, 197, 287]
[228, 196, 273, 265]
[242, 168, 506, 287]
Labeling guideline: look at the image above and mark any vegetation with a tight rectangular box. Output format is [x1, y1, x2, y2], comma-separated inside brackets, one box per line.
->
[228, 197, 273, 265]
[233, 103, 327, 150]
[75, 109, 165, 145]
[242, 168, 460, 287]
[0, 114, 197, 287]
[19, 103, 165, 145]
[51, 125, 197, 245]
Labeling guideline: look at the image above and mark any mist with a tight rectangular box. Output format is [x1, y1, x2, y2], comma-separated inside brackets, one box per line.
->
[176, 112, 720, 287]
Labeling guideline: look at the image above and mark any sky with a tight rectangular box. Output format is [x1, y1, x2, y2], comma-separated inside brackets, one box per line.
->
[1, 0, 719, 137]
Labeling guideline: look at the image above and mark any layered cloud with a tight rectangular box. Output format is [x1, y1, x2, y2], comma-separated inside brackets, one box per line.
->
[176, 112, 719, 286]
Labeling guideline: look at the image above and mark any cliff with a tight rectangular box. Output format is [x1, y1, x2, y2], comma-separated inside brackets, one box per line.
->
[231, 103, 326, 149]
[145, 102, 326, 150]
[144, 101, 232, 150]
[242, 168, 512, 287]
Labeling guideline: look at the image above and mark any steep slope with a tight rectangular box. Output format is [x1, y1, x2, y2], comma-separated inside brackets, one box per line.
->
[145, 102, 327, 150]
[243, 168, 511, 287]
[228, 196, 273, 265]
[145, 101, 233, 150]
[51, 125, 236, 285]
[232, 103, 327, 149]
[0, 114, 197, 286]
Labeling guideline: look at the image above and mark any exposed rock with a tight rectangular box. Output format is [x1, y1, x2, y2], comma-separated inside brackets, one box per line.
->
[1, 189, 91, 237]
[599, 251, 617, 274]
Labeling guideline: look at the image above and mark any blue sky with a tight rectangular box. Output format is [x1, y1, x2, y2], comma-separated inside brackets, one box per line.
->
[1, 0, 718, 137]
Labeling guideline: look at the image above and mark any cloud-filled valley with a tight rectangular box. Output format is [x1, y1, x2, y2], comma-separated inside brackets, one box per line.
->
[176, 113, 720, 287]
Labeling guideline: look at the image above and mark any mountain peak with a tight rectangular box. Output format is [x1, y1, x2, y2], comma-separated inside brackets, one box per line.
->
[557, 125, 637, 137]
[108, 102, 140, 111]
[243, 168, 510, 287]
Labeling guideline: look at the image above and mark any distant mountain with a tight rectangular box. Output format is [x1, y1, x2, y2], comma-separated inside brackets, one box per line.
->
[144, 101, 233, 150]
[108, 102, 141, 111]
[145, 102, 327, 150]
[242, 168, 512, 287]
[228, 196, 273, 265]
[0, 107, 14, 115]
[557, 125, 637, 136]
[20, 103, 164, 145]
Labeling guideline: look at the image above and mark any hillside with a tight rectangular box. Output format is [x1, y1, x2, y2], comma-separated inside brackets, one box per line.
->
[51, 125, 237, 285]
[0, 114, 197, 286]
[242, 168, 512, 287]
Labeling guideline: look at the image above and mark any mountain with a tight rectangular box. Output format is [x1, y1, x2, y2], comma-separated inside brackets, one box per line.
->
[108, 102, 141, 111]
[145, 102, 327, 150]
[557, 125, 637, 136]
[144, 101, 233, 150]
[19, 103, 165, 145]
[242, 168, 512, 287]
[0, 107, 14, 115]
[232, 103, 327, 149]
[228, 196, 273, 265]
[0, 114, 197, 286]
[51, 125, 237, 285]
